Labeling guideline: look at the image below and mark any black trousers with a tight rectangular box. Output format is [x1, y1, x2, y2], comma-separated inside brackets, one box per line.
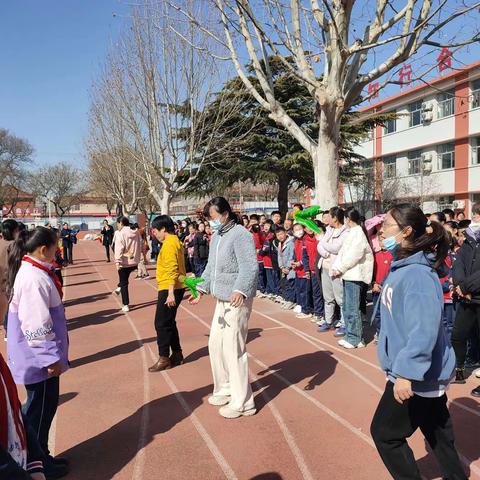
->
[22, 376, 60, 457]
[104, 244, 112, 262]
[62, 242, 73, 264]
[154, 289, 184, 357]
[451, 302, 480, 368]
[371, 382, 466, 480]
[117, 266, 136, 306]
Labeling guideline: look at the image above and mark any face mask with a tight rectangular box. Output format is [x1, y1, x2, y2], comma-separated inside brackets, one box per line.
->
[470, 223, 480, 232]
[293, 231, 304, 239]
[209, 219, 223, 231]
[382, 230, 403, 253]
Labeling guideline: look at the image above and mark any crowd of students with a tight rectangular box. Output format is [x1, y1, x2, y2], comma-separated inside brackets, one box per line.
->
[1, 198, 480, 478]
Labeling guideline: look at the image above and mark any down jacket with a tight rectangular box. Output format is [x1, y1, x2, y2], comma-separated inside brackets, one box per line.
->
[200, 224, 258, 301]
[332, 225, 374, 284]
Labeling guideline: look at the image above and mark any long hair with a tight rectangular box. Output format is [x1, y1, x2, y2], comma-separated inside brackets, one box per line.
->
[6, 227, 58, 297]
[389, 204, 449, 269]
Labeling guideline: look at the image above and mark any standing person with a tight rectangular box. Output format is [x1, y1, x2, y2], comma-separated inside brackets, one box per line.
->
[259, 214, 267, 227]
[100, 220, 114, 262]
[451, 201, 480, 395]
[241, 215, 250, 228]
[192, 222, 209, 277]
[250, 215, 266, 296]
[276, 226, 296, 309]
[59, 223, 73, 265]
[259, 220, 277, 299]
[6, 228, 69, 479]
[183, 223, 197, 274]
[148, 215, 187, 372]
[190, 197, 258, 419]
[370, 205, 466, 480]
[304, 227, 325, 323]
[113, 217, 143, 313]
[271, 210, 283, 228]
[283, 218, 293, 235]
[292, 223, 313, 319]
[317, 207, 349, 333]
[331, 208, 373, 349]
[0, 219, 19, 336]
[131, 224, 149, 280]
[150, 225, 160, 264]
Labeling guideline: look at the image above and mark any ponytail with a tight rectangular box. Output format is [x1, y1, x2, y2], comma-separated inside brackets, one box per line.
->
[390, 204, 449, 269]
[6, 227, 58, 297]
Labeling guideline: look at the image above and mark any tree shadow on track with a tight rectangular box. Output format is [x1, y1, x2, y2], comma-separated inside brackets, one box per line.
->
[129, 300, 158, 311]
[67, 308, 120, 331]
[65, 272, 91, 278]
[253, 351, 337, 412]
[184, 328, 264, 365]
[417, 396, 480, 480]
[70, 337, 157, 368]
[67, 280, 101, 287]
[64, 292, 110, 308]
[60, 384, 213, 480]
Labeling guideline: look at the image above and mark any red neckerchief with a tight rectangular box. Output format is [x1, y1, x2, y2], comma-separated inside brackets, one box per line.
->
[23, 256, 63, 299]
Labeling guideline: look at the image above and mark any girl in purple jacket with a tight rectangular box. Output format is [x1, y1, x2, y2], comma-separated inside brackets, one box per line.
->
[6, 227, 69, 476]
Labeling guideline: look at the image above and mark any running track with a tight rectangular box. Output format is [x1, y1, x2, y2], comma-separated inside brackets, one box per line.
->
[3, 241, 480, 479]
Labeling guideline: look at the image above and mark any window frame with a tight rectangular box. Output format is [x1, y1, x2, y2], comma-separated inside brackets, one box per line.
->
[383, 155, 397, 178]
[473, 137, 480, 165]
[408, 101, 423, 127]
[437, 90, 455, 119]
[407, 149, 422, 175]
[437, 142, 455, 170]
[383, 116, 396, 135]
[471, 79, 480, 109]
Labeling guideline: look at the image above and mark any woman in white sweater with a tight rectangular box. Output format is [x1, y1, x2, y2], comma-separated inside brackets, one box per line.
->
[332, 208, 374, 349]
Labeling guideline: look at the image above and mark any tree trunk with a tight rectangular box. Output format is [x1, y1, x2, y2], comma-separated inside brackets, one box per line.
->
[313, 107, 340, 209]
[160, 190, 172, 215]
[277, 173, 290, 217]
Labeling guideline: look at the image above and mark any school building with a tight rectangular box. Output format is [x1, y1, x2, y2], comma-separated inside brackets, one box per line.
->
[345, 61, 480, 216]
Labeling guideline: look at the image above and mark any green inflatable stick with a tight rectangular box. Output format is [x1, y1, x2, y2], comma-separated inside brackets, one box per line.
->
[293, 205, 322, 233]
[183, 276, 205, 298]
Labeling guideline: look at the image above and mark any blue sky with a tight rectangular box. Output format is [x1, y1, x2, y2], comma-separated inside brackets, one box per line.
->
[0, 0, 129, 166]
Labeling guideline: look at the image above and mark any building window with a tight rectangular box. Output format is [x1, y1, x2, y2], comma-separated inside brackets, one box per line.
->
[471, 79, 480, 109]
[472, 193, 480, 203]
[408, 150, 422, 175]
[383, 115, 396, 135]
[437, 90, 455, 118]
[437, 142, 455, 170]
[409, 101, 422, 127]
[472, 137, 480, 165]
[438, 195, 455, 211]
[383, 155, 396, 178]
[71, 204, 81, 212]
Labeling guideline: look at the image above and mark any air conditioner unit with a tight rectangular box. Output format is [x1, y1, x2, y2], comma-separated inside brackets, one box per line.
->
[423, 162, 433, 173]
[421, 153, 433, 163]
[453, 200, 465, 209]
[421, 101, 433, 112]
[422, 111, 433, 123]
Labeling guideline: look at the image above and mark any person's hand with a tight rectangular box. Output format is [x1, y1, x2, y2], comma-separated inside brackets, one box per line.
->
[47, 361, 62, 377]
[230, 292, 245, 308]
[31, 473, 46, 480]
[304, 271, 311, 279]
[281, 268, 289, 275]
[188, 293, 202, 305]
[393, 377, 413, 404]
[165, 294, 176, 308]
[372, 283, 381, 294]
[331, 269, 341, 278]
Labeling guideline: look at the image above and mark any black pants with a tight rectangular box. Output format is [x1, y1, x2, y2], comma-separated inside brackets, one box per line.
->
[155, 289, 184, 357]
[22, 376, 60, 457]
[451, 302, 480, 368]
[371, 382, 466, 480]
[118, 266, 136, 306]
[62, 242, 73, 264]
[104, 244, 112, 262]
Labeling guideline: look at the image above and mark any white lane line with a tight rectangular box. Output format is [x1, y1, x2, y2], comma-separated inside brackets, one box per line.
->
[253, 309, 480, 421]
[145, 346, 238, 480]
[86, 250, 151, 480]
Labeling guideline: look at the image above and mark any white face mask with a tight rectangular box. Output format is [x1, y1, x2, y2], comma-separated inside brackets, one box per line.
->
[470, 222, 480, 232]
[293, 231, 304, 238]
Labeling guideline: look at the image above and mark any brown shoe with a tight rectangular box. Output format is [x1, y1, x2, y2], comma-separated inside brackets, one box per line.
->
[170, 351, 184, 367]
[148, 356, 171, 372]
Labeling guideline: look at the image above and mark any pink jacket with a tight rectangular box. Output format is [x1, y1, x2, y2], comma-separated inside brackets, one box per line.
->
[317, 225, 349, 270]
[114, 227, 143, 267]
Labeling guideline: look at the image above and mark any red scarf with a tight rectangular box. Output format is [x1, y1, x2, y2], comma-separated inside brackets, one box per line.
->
[0, 354, 26, 451]
[23, 256, 63, 299]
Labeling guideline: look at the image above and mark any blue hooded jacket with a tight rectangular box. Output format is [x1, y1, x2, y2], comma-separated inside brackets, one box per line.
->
[377, 251, 455, 393]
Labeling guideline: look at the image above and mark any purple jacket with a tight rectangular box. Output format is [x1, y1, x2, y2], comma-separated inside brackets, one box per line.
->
[317, 225, 349, 270]
[7, 258, 69, 385]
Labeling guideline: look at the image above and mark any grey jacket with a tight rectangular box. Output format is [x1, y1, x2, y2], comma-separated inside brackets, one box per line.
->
[277, 235, 296, 280]
[200, 224, 258, 301]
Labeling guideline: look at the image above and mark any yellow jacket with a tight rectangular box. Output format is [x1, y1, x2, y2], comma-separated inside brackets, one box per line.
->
[156, 234, 186, 291]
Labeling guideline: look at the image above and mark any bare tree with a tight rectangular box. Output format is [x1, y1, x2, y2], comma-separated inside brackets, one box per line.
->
[87, 2, 252, 214]
[173, 0, 480, 207]
[29, 162, 85, 218]
[0, 128, 33, 215]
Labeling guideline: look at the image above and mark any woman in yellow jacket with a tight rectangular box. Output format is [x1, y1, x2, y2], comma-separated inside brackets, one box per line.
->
[148, 215, 187, 372]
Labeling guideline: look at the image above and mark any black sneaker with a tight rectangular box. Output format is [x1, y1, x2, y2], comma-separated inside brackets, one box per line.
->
[472, 385, 480, 397]
[45, 462, 69, 479]
[452, 368, 466, 384]
[47, 455, 69, 467]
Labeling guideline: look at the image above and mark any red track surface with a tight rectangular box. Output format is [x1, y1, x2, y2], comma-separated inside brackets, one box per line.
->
[3, 241, 480, 479]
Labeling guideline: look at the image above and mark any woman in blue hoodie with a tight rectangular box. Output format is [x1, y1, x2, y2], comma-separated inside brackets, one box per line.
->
[370, 204, 466, 480]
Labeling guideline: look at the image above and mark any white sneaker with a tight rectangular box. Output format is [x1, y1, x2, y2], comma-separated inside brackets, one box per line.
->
[474, 368, 480, 379]
[293, 305, 302, 313]
[113, 287, 121, 295]
[208, 395, 230, 406]
[219, 405, 257, 419]
[282, 301, 294, 310]
[311, 315, 324, 324]
[340, 340, 365, 349]
[121, 305, 130, 313]
[295, 313, 312, 319]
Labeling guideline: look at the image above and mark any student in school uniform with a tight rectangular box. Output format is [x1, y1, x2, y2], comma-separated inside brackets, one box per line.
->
[292, 223, 313, 319]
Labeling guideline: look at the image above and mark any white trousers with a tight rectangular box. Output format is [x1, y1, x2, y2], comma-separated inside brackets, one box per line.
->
[208, 298, 255, 412]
